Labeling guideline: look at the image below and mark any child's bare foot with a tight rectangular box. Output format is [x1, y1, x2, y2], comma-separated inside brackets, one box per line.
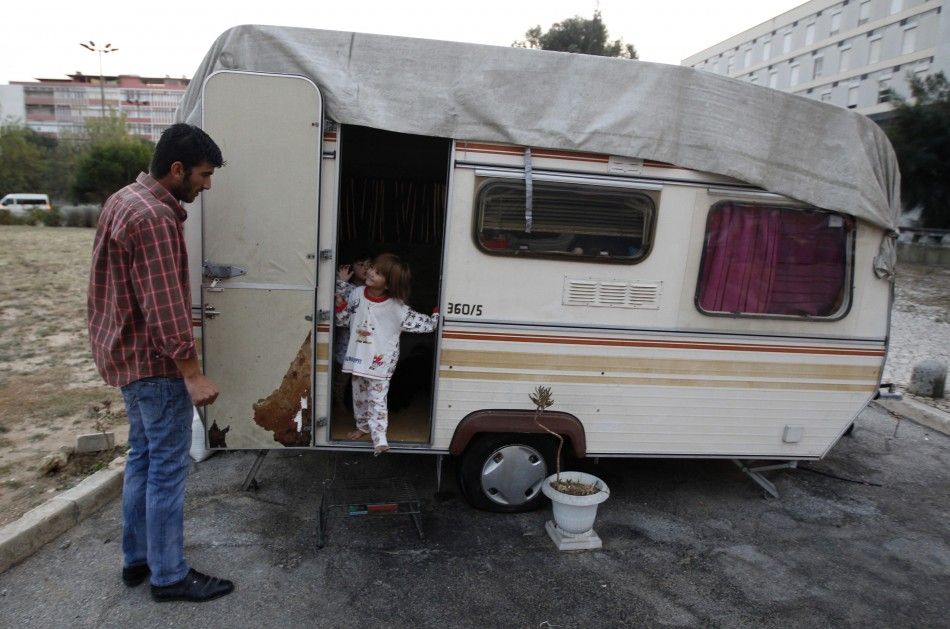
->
[346, 430, 371, 441]
[373, 445, 390, 456]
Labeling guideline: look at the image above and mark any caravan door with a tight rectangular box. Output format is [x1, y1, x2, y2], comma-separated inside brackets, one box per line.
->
[200, 71, 323, 449]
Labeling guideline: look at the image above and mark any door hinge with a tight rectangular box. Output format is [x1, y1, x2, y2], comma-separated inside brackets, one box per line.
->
[318, 309, 331, 322]
[203, 261, 247, 281]
[314, 416, 327, 428]
[203, 303, 220, 319]
[319, 249, 334, 260]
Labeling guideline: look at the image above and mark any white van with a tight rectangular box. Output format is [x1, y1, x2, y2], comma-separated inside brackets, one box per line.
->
[0, 193, 52, 216]
[175, 27, 901, 509]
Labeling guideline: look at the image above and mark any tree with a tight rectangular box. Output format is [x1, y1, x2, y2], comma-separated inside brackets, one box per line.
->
[882, 72, 950, 229]
[0, 125, 55, 195]
[72, 137, 153, 203]
[513, 11, 637, 59]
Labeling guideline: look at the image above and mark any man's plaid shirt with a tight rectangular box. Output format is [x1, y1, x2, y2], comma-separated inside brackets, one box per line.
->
[88, 172, 196, 387]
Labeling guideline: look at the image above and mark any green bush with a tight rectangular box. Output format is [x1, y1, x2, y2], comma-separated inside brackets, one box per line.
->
[62, 206, 100, 228]
[0, 209, 29, 226]
[28, 207, 63, 227]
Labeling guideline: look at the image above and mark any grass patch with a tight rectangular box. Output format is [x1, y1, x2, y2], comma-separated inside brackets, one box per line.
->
[0, 368, 121, 426]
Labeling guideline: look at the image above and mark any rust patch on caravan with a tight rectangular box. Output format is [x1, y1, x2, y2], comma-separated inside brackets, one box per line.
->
[208, 421, 230, 448]
[252, 332, 313, 446]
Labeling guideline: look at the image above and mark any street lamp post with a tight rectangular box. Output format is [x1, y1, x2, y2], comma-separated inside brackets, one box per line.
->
[79, 41, 118, 116]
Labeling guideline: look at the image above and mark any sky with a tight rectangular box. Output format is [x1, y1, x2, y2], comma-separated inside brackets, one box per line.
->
[2, 0, 805, 84]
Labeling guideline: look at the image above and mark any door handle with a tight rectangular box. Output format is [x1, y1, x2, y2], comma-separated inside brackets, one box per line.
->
[203, 303, 221, 319]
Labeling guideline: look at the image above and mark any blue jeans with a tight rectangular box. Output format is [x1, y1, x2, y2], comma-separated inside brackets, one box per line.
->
[120, 377, 192, 586]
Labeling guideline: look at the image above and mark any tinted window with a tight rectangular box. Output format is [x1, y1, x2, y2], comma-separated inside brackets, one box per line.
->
[475, 179, 656, 263]
[696, 202, 854, 318]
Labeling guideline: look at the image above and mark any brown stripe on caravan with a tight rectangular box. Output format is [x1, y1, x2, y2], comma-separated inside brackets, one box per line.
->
[456, 142, 609, 163]
[441, 331, 886, 357]
[455, 141, 676, 168]
[440, 369, 875, 392]
[316, 324, 330, 332]
[439, 349, 880, 381]
[323, 132, 337, 142]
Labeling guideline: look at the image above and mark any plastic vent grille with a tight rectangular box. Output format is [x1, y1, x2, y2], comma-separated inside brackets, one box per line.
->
[563, 278, 662, 309]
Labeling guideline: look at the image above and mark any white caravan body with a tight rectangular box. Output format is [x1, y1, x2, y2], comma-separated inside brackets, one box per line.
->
[176, 27, 899, 505]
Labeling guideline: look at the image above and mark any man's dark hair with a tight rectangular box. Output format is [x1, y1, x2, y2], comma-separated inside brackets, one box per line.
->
[150, 123, 224, 177]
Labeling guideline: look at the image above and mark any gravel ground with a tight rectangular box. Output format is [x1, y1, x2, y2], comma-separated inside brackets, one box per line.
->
[882, 262, 950, 413]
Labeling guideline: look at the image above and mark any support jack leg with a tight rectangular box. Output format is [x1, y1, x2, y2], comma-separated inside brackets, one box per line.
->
[732, 459, 797, 498]
[241, 450, 269, 491]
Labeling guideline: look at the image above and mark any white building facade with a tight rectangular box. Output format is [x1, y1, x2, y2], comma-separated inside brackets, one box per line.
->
[0, 85, 26, 124]
[683, 0, 950, 117]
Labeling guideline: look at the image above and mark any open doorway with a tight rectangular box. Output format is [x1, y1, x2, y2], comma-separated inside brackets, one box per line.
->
[330, 125, 451, 445]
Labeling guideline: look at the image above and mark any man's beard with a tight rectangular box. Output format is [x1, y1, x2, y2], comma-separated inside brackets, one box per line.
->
[172, 170, 196, 203]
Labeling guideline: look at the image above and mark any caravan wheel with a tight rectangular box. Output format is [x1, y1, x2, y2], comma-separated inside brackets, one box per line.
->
[458, 434, 555, 513]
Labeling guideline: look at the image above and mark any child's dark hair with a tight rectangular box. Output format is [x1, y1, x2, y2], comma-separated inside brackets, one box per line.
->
[345, 243, 374, 266]
[150, 123, 224, 177]
[374, 253, 411, 303]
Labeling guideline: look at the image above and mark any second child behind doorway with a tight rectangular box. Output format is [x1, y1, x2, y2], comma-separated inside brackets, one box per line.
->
[333, 250, 373, 408]
[334, 253, 439, 454]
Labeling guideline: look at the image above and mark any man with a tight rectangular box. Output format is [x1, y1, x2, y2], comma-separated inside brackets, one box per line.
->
[88, 123, 233, 603]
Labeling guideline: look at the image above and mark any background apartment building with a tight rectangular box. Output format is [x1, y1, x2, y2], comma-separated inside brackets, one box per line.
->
[3, 74, 188, 142]
[683, 0, 949, 118]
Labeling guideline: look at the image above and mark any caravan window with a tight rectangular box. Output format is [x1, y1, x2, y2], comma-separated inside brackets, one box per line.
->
[474, 179, 656, 263]
[696, 202, 854, 319]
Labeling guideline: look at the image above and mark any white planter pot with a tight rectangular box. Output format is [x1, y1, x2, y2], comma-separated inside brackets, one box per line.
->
[541, 471, 610, 535]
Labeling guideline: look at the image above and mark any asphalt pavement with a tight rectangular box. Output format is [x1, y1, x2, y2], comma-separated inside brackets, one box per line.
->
[0, 401, 948, 628]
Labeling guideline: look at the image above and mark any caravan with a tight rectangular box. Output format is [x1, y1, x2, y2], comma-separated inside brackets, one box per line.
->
[177, 26, 900, 510]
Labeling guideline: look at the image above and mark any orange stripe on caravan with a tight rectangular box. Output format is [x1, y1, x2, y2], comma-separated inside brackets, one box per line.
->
[317, 324, 330, 332]
[441, 331, 885, 357]
[323, 132, 337, 141]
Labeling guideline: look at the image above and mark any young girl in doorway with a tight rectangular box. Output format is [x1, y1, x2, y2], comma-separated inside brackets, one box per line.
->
[334, 251, 373, 407]
[335, 253, 439, 454]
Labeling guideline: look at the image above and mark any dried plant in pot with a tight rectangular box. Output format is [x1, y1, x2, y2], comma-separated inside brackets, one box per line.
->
[530, 386, 610, 549]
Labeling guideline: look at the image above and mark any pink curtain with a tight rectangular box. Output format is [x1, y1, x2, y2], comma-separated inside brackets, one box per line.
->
[699, 203, 781, 314]
[698, 203, 848, 316]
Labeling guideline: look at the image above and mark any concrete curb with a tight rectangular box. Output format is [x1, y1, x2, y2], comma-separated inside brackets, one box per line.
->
[875, 398, 950, 436]
[0, 458, 125, 574]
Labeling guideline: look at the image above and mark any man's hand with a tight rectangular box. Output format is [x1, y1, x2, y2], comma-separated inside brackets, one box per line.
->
[175, 356, 219, 406]
[184, 373, 219, 406]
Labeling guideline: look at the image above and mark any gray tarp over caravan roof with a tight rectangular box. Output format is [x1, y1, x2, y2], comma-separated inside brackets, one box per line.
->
[178, 25, 900, 273]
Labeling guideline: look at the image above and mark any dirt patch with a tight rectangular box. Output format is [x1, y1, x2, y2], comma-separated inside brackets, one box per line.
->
[0, 226, 129, 527]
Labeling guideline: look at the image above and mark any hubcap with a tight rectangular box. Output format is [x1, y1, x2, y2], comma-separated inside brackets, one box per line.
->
[480, 444, 547, 506]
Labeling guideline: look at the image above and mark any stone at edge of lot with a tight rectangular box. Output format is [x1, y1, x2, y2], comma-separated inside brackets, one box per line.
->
[75, 432, 115, 454]
[39, 448, 72, 475]
[908, 360, 947, 398]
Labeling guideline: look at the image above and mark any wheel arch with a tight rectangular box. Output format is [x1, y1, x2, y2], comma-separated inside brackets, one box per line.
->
[448, 409, 587, 458]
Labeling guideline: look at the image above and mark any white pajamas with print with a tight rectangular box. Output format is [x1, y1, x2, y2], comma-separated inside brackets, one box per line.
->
[351, 376, 390, 448]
